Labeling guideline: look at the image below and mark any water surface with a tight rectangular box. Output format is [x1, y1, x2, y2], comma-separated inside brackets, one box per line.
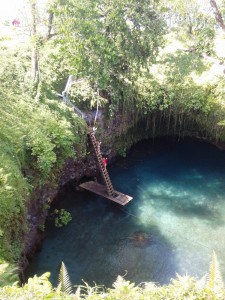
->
[26, 138, 225, 287]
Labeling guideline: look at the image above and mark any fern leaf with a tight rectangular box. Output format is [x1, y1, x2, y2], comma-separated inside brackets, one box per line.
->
[74, 286, 81, 300]
[207, 251, 224, 291]
[57, 261, 73, 295]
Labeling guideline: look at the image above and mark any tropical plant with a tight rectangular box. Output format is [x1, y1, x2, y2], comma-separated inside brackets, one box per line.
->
[68, 78, 108, 110]
[0, 41, 86, 262]
[57, 262, 73, 295]
[0, 254, 225, 299]
[0, 263, 18, 287]
[54, 209, 72, 228]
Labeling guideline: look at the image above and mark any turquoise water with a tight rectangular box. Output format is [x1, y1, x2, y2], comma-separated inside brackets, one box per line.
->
[26, 138, 225, 287]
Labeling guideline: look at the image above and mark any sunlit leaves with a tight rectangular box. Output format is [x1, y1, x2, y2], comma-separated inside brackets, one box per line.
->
[1, 255, 225, 299]
[0, 43, 86, 262]
[53, 0, 165, 89]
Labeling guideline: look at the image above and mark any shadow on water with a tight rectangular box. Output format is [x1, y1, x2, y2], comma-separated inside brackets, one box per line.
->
[26, 138, 225, 287]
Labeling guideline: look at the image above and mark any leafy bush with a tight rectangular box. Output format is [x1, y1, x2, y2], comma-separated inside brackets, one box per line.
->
[23, 103, 79, 176]
[68, 78, 108, 110]
[54, 209, 72, 228]
[0, 272, 66, 300]
[0, 263, 18, 287]
[0, 43, 86, 263]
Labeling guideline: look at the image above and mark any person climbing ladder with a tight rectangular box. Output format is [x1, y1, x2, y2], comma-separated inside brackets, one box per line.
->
[102, 157, 107, 168]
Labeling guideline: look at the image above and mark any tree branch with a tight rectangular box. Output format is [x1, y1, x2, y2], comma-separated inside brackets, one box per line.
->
[209, 0, 225, 32]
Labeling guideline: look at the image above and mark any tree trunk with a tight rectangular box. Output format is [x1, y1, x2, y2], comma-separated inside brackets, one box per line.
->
[47, 12, 54, 40]
[30, 0, 39, 83]
[209, 0, 225, 32]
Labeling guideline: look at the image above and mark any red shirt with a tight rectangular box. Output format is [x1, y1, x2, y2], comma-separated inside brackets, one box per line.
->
[102, 158, 107, 167]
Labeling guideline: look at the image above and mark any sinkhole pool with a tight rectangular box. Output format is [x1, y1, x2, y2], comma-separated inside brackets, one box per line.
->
[26, 138, 225, 287]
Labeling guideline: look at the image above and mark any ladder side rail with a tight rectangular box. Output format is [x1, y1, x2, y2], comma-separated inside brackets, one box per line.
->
[89, 128, 114, 196]
[92, 142, 114, 194]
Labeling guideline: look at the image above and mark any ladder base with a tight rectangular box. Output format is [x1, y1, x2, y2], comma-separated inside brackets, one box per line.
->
[79, 181, 133, 206]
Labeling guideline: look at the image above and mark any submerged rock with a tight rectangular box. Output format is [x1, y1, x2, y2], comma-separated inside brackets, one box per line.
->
[128, 231, 153, 248]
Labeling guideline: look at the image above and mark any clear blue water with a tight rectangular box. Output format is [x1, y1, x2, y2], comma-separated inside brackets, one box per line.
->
[26, 138, 225, 287]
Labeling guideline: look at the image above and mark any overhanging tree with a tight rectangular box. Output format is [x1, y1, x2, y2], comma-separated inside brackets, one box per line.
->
[52, 0, 165, 102]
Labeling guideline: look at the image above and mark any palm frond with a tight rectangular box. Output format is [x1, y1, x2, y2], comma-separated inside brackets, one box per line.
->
[57, 261, 73, 295]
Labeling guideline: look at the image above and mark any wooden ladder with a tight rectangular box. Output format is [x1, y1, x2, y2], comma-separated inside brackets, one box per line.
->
[88, 127, 115, 197]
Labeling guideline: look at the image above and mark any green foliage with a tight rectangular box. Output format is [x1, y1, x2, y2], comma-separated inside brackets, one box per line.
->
[0, 42, 86, 262]
[54, 209, 72, 228]
[52, 0, 165, 106]
[0, 93, 82, 259]
[159, 0, 200, 33]
[44, 0, 224, 124]
[0, 46, 30, 95]
[192, 18, 216, 56]
[135, 75, 172, 113]
[0, 154, 27, 261]
[0, 272, 72, 300]
[24, 103, 78, 176]
[160, 0, 216, 57]
[35, 43, 73, 99]
[38, 224, 45, 232]
[0, 263, 18, 287]
[162, 50, 209, 81]
[214, 77, 225, 105]
[68, 79, 108, 110]
[1, 254, 225, 299]
[118, 146, 127, 158]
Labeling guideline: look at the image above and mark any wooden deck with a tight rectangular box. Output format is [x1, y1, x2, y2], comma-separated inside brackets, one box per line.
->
[79, 181, 133, 206]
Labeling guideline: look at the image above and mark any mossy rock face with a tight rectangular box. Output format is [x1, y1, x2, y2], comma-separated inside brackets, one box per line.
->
[128, 231, 152, 248]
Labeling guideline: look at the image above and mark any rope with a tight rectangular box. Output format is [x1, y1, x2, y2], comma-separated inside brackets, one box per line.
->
[93, 88, 100, 125]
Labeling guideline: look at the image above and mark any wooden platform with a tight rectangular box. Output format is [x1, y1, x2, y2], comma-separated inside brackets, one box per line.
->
[79, 181, 133, 206]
